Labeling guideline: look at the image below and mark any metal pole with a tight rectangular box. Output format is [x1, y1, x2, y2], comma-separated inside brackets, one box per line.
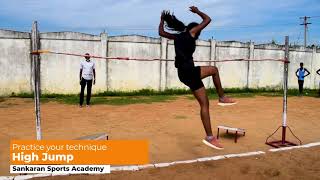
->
[32, 21, 42, 140]
[282, 36, 289, 143]
[304, 17, 307, 48]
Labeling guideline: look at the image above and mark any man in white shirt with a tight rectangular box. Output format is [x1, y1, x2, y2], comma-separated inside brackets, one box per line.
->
[79, 53, 96, 107]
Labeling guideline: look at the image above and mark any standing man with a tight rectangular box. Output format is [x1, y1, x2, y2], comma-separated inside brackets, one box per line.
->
[295, 62, 310, 95]
[317, 68, 320, 96]
[79, 53, 96, 107]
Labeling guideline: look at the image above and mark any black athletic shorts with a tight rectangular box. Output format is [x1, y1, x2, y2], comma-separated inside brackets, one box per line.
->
[177, 66, 204, 91]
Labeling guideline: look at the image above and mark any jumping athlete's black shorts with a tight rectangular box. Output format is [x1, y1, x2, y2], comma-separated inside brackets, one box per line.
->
[177, 66, 204, 91]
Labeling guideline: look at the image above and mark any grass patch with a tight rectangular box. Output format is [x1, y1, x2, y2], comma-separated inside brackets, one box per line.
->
[96, 88, 190, 96]
[5, 88, 319, 105]
[41, 95, 176, 105]
[10, 92, 34, 98]
[10, 89, 187, 105]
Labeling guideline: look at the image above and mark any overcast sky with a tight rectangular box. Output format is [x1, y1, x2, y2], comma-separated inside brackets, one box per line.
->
[0, 0, 319, 44]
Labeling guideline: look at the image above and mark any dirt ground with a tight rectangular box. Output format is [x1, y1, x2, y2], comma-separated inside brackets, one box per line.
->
[0, 96, 319, 178]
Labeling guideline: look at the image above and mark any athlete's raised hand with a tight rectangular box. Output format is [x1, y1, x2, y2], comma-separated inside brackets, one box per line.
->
[189, 6, 200, 13]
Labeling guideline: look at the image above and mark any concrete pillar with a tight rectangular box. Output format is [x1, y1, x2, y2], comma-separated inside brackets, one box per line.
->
[208, 38, 216, 88]
[311, 45, 316, 89]
[100, 32, 109, 90]
[160, 37, 168, 91]
[247, 41, 254, 89]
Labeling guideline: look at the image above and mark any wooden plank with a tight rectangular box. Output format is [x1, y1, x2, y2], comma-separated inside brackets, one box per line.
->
[217, 125, 245, 133]
[75, 133, 108, 140]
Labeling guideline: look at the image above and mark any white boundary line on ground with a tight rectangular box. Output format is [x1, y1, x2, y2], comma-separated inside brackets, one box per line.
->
[1, 141, 319, 180]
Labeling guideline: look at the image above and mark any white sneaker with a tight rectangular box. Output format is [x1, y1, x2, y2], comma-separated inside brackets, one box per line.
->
[202, 138, 224, 150]
[218, 96, 237, 106]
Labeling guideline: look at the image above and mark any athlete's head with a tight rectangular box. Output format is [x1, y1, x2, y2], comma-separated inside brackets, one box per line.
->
[162, 11, 201, 39]
[300, 62, 303, 68]
[85, 53, 90, 61]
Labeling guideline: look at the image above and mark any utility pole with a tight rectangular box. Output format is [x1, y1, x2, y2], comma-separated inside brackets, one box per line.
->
[300, 16, 311, 48]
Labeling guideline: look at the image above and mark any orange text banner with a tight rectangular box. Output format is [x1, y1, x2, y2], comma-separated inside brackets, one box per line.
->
[10, 140, 148, 165]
